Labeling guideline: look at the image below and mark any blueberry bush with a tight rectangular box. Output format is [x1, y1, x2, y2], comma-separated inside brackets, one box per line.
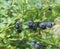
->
[0, 0, 60, 49]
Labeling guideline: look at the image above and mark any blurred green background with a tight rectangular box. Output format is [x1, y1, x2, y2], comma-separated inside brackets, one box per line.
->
[0, 0, 60, 49]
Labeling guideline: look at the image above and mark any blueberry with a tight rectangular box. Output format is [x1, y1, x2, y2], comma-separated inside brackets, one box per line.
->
[28, 25, 37, 31]
[15, 25, 19, 29]
[17, 29, 22, 33]
[46, 22, 52, 28]
[30, 41, 36, 46]
[38, 6, 43, 10]
[39, 22, 46, 29]
[32, 26, 37, 30]
[28, 20, 34, 26]
[28, 25, 33, 29]
[16, 21, 20, 26]
[35, 44, 40, 49]
[15, 21, 20, 29]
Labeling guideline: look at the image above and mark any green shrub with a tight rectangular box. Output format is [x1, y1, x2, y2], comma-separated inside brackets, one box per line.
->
[0, 0, 60, 49]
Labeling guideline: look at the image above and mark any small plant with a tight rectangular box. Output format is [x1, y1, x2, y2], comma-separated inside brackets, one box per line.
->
[0, 0, 60, 49]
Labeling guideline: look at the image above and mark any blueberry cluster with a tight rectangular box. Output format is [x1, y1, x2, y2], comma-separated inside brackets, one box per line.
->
[29, 41, 40, 49]
[15, 20, 52, 33]
[15, 21, 21, 33]
[28, 20, 52, 30]
[38, 22, 52, 29]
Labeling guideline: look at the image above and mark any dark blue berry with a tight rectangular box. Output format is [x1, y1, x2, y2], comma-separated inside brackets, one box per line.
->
[30, 41, 36, 46]
[28, 20, 34, 26]
[35, 44, 40, 49]
[28, 25, 37, 31]
[32, 26, 37, 30]
[39, 22, 46, 29]
[46, 22, 52, 28]
[28, 26, 33, 29]
[17, 29, 22, 33]
[38, 6, 43, 10]
[16, 21, 20, 26]
[15, 25, 19, 29]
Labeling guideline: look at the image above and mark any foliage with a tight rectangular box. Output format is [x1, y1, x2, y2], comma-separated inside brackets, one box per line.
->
[0, 0, 60, 49]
